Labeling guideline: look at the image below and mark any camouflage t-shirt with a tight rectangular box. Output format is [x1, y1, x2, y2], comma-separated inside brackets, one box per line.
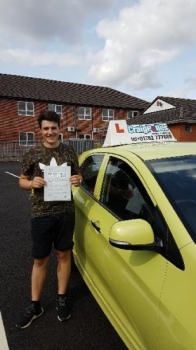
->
[20, 142, 80, 218]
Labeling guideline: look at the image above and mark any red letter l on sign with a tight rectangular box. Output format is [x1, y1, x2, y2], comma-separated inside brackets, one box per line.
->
[115, 123, 124, 133]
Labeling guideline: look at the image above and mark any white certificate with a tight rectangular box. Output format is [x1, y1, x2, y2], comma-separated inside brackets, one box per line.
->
[126, 187, 145, 214]
[44, 165, 71, 201]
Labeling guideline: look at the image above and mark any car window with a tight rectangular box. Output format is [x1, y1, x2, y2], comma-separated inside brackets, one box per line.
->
[80, 154, 104, 195]
[147, 155, 196, 241]
[100, 157, 154, 224]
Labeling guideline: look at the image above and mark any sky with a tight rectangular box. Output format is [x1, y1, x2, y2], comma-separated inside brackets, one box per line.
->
[0, 0, 196, 103]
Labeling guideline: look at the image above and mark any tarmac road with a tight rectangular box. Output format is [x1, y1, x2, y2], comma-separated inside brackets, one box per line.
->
[0, 161, 127, 350]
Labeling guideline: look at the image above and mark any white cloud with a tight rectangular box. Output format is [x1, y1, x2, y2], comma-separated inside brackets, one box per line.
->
[183, 77, 196, 94]
[0, 0, 196, 100]
[0, 48, 82, 67]
[0, 0, 117, 46]
[88, 0, 196, 91]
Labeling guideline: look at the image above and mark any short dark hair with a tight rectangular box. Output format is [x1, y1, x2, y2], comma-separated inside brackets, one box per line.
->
[37, 111, 61, 128]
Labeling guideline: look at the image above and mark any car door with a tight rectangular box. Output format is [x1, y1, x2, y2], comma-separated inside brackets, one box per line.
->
[73, 153, 105, 267]
[85, 154, 169, 349]
[155, 242, 196, 350]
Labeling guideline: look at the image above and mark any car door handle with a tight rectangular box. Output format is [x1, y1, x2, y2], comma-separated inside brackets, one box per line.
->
[91, 220, 101, 233]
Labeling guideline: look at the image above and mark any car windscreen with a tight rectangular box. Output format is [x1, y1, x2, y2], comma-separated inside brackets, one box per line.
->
[147, 155, 196, 241]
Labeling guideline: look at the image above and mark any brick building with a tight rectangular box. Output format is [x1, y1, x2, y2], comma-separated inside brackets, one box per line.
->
[0, 73, 149, 144]
[127, 96, 196, 141]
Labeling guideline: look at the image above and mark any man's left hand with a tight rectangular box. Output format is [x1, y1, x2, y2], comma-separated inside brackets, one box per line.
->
[70, 175, 82, 187]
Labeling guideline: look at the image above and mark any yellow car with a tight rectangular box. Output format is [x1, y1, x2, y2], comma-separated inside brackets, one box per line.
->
[72, 139, 196, 350]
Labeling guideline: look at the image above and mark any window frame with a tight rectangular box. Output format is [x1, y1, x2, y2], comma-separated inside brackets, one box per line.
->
[80, 154, 104, 195]
[127, 110, 139, 119]
[59, 133, 63, 141]
[19, 132, 35, 146]
[100, 156, 154, 223]
[48, 104, 62, 118]
[102, 109, 114, 121]
[18, 101, 34, 116]
[185, 123, 192, 133]
[78, 107, 92, 120]
[78, 134, 91, 140]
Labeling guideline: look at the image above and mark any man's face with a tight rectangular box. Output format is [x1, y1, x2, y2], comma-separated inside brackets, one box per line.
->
[40, 120, 60, 148]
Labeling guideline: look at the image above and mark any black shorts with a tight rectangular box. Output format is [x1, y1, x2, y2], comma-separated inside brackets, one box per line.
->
[31, 212, 75, 259]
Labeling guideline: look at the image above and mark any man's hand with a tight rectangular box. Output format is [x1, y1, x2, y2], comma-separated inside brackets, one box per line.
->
[70, 174, 82, 187]
[31, 176, 47, 189]
[119, 188, 133, 199]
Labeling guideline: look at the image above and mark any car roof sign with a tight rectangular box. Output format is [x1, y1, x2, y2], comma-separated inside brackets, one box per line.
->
[103, 120, 131, 147]
[102, 120, 176, 147]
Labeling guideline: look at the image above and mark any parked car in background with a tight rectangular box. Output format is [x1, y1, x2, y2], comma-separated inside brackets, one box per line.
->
[72, 122, 196, 350]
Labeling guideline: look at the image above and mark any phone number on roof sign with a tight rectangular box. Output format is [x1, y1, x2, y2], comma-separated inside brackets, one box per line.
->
[130, 133, 173, 143]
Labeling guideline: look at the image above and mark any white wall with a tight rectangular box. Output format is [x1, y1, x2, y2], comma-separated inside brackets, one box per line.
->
[144, 99, 175, 114]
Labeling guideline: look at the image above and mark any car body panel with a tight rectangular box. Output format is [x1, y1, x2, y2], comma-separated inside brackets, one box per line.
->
[107, 142, 196, 161]
[157, 243, 196, 350]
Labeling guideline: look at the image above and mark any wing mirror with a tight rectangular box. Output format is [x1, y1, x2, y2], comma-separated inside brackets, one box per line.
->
[109, 219, 163, 251]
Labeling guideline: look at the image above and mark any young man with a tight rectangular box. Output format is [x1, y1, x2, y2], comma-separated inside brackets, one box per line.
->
[16, 111, 82, 329]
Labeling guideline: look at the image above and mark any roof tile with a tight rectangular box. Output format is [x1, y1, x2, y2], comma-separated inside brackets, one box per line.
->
[128, 96, 196, 124]
[0, 73, 149, 110]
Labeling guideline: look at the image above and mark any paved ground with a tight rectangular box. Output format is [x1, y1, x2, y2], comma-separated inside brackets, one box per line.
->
[0, 161, 127, 350]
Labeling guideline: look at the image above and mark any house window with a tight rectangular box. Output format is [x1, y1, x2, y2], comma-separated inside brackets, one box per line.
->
[59, 133, 63, 141]
[102, 109, 114, 121]
[78, 107, 92, 120]
[19, 132, 34, 146]
[18, 102, 34, 116]
[185, 124, 192, 133]
[48, 104, 62, 117]
[78, 134, 91, 140]
[127, 110, 138, 119]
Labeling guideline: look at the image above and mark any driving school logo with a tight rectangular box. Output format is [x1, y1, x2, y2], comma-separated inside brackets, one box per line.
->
[127, 124, 169, 134]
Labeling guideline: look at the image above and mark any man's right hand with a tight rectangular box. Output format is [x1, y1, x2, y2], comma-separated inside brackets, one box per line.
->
[31, 176, 47, 189]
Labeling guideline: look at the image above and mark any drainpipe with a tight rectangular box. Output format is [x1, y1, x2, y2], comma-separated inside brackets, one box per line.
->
[91, 108, 94, 140]
[74, 106, 77, 139]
